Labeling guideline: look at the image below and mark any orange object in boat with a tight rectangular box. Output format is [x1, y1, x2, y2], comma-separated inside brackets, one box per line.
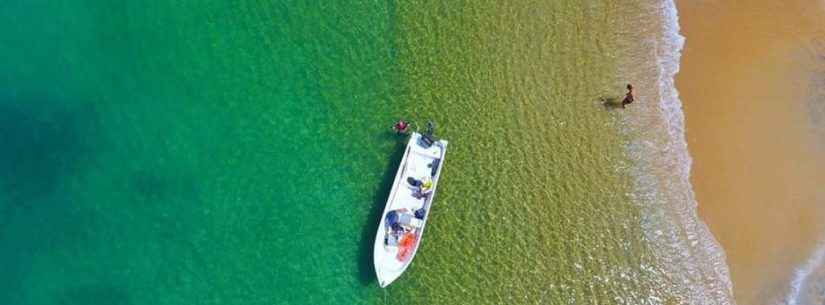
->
[396, 232, 417, 261]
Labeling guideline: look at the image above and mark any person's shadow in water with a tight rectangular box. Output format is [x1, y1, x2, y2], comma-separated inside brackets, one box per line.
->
[599, 96, 624, 110]
[357, 132, 407, 286]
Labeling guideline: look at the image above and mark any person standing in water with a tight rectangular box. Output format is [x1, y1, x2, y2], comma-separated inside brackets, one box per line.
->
[621, 84, 635, 108]
[392, 119, 409, 134]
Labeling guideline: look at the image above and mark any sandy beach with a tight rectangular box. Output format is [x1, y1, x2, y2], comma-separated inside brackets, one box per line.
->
[677, 1, 825, 304]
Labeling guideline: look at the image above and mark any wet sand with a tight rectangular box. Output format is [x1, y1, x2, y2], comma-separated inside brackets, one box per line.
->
[677, 1, 825, 304]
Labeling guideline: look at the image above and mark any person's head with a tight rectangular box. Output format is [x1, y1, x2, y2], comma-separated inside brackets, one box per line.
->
[627, 84, 633, 90]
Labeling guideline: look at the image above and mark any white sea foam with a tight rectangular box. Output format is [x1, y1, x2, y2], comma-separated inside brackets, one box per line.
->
[780, 241, 825, 305]
[617, 0, 736, 304]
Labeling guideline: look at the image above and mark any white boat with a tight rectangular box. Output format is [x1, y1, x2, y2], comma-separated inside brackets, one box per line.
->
[373, 131, 448, 287]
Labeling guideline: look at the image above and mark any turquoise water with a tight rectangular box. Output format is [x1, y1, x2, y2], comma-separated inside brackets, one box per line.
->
[0, 1, 734, 304]
[1, 1, 404, 304]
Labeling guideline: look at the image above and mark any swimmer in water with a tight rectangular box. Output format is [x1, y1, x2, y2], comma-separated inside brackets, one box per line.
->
[621, 84, 635, 108]
[392, 119, 409, 134]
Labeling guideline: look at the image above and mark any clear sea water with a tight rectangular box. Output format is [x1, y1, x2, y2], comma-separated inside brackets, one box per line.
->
[0, 1, 733, 304]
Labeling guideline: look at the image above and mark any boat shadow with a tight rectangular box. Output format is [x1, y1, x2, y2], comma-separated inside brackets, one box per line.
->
[357, 133, 407, 286]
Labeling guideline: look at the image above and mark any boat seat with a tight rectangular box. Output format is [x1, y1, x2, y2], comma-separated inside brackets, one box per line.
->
[399, 213, 423, 228]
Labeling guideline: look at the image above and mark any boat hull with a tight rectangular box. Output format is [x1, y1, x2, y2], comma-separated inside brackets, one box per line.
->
[373, 132, 448, 288]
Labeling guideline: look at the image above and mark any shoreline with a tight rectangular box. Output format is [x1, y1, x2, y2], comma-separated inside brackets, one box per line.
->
[676, 1, 825, 304]
[611, 1, 737, 303]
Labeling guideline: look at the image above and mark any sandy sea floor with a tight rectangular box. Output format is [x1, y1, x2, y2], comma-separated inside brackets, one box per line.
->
[677, 1, 825, 304]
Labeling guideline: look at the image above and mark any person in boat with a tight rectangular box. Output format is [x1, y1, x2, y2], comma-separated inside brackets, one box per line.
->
[621, 84, 635, 108]
[386, 210, 405, 233]
[392, 119, 409, 134]
[407, 176, 433, 198]
[419, 177, 433, 195]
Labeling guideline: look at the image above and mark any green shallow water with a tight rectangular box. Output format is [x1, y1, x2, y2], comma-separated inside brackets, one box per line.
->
[1, 1, 674, 304]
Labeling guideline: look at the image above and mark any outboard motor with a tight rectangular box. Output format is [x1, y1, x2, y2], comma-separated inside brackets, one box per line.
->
[425, 121, 435, 137]
[419, 121, 438, 148]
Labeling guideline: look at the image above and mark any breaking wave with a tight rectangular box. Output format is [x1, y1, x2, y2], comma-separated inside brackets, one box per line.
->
[780, 241, 825, 305]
